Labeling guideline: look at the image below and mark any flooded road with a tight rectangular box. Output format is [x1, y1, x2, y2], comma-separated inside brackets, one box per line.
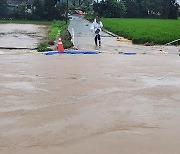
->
[0, 24, 48, 52]
[1, 53, 180, 154]
[0, 23, 180, 154]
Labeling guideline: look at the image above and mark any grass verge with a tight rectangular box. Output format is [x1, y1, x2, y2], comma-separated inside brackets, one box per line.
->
[38, 20, 73, 52]
[101, 18, 180, 45]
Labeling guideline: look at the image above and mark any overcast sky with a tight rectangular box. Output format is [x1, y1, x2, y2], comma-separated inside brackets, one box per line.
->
[177, 0, 180, 4]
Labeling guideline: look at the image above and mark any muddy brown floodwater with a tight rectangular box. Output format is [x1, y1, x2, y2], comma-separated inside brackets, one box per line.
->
[0, 23, 180, 154]
[0, 24, 48, 53]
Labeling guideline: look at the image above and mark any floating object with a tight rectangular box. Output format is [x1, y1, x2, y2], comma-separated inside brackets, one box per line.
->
[141, 52, 147, 54]
[123, 52, 136, 55]
[118, 51, 123, 54]
[58, 38, 64, 52]
[72, 46, 79, 50]
[117, 37, 132, 43]
[159, 49, 169, 54]
[44, 50, 99, 55]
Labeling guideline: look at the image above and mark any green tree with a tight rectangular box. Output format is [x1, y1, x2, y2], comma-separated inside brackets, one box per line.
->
[93, 1, 103, 17]
[43, 0, 58, 20]
[147, 0, 162, 18]
[55, 2, 67, 19]
[161, 0, 178, 19]
[0, 0, 8, 18]
[119, 0, 127, 17]
[14, 2, 27, 19]
[93, 0, 127, 18]
[125, 0, 141, 17]
[32, 0, 43, 20]
[93, 0, 179, 19]
[167, 0, 179, 19]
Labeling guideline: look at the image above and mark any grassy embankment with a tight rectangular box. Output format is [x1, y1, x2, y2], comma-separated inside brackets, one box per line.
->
[102, 18, 180, 45]
[37, 20, 73, 52]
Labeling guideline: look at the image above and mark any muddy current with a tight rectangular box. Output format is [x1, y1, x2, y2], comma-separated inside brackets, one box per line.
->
[0, 22, 180, 154]
[0, 24, 49, 54]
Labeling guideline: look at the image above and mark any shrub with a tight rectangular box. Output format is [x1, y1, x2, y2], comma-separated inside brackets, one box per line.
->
[37, 41, 50, 52]
[48, 20, 73, 49]
[37, 20, 73, 51]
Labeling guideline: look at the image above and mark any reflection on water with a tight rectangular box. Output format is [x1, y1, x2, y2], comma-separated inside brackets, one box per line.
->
[0, 24, 49, 51]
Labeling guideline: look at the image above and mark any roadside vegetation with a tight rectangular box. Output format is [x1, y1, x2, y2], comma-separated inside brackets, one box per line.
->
[102, 18, 180, 45]
[48, 20, 73, 49]
[37, 20, 73, 52]
[93, 0, 179, 19]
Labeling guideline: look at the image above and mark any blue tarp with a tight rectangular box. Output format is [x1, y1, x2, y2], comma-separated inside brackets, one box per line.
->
[123, 52, 136, 55]
[44, 51, 99, 55]
[44, 51, 136, 55]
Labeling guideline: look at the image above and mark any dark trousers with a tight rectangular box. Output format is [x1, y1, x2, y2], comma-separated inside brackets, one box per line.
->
[95, 34, 101, 46]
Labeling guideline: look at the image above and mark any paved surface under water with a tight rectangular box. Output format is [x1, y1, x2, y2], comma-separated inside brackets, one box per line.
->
[0, 22, 180, 154]
[0, 24, 48, 51]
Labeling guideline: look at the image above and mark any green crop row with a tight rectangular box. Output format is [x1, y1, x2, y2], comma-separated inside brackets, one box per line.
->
[101, 18, 180, 45]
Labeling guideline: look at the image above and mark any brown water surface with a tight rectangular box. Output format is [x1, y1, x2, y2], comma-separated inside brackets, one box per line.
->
[0, 22, 180, 154]
[0, 24, 48, 51]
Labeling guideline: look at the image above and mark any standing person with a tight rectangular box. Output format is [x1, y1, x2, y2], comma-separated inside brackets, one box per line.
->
[91, 16, 103, 47]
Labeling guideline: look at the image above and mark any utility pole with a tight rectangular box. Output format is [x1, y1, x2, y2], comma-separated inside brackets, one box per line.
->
[65, 0, 68, 24]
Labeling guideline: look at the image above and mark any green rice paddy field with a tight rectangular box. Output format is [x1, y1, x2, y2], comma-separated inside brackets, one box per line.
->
[101, 18, 180, 45]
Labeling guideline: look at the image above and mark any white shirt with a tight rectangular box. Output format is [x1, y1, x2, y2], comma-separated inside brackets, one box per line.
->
[91, 19, 103, 35]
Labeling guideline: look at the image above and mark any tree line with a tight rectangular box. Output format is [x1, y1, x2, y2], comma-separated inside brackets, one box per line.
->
[93, 0, 180, 19]
[0, 0, 179, 20]
[0, 0, 66, 20]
